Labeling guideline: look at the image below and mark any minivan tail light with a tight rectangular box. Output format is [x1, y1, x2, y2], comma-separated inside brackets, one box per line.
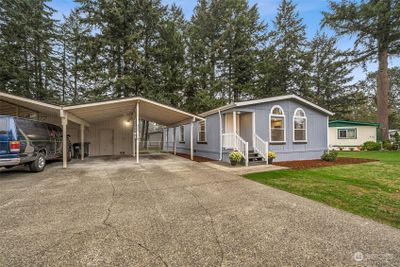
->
[10, 141, 20, 152]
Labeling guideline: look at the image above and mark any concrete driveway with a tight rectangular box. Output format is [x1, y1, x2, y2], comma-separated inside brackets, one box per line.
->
[0, 154, 399, 266]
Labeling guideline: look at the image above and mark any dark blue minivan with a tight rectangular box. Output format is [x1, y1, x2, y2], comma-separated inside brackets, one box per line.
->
[0, 116, 71, 172]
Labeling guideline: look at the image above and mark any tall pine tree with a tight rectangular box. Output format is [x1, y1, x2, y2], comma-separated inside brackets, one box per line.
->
[323, 0, 400, 140]
[0, 0, 58, 101]
[269, 0, 310, 96]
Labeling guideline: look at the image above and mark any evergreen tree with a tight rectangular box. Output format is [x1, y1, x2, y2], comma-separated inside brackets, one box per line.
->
[58, 9, 91, 103]
[358, 68, 400, 129]
[269, 0, 310, 96]
[323, 0, 400, 140]
[309, 32, 364, 118]
[156, 4, 186, 107]
[0, 0, 58, 101]
[217, 0, 266, 102]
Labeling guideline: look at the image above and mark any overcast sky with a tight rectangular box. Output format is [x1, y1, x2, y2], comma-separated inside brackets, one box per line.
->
[50, 0, 399, 82]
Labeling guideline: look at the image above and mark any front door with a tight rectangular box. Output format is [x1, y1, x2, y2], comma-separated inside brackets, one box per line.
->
[99, 129, 114, 155]
[224, 113, 240, 134]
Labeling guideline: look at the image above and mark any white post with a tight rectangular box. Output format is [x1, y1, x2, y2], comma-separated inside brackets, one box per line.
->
[166, 128, 169, 152]
[252, 112, 256, 150]
[136, 102, 140, 163]
[233, 111, 237, 135]
[61, 113, 68, 169]
[219, 110, 222, 160]
[80, 124, 84, 160]
[190, 118, 194, 161]
[173, 127, 177, 155]
[232, 111, 237, 149]
[245, 142, 249, 167]
[265, 142, 269, 165]
[132, 112, 136, 157]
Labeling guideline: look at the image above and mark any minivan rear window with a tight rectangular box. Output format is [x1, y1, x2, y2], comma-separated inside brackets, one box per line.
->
[0, 118, 8, 135]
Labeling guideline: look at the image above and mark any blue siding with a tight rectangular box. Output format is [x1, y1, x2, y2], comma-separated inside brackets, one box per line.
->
[165, 99, 329, 162]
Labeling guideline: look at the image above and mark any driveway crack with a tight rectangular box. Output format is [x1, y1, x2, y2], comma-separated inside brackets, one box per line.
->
[102, 172, 116, 227]
[184, 187, 224, 267]
[101, 171, 168, 267]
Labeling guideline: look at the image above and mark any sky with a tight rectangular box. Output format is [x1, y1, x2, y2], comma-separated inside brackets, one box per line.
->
[49, 0, 399, 82]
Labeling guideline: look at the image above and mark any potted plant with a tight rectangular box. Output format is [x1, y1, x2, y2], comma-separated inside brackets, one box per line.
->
[229, 151, 242, 166]
[268, 151, 276, 164]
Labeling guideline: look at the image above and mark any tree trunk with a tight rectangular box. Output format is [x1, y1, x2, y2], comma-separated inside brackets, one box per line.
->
[377, 47, 389, 141]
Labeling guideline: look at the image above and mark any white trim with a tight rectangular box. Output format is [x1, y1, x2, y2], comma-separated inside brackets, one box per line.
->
[269, 105, 286, 143]
[197, 120, 207, 142]
[200, 94, 334, 117]
[293, 108, 307, 143]
[327, 116, 329, 149]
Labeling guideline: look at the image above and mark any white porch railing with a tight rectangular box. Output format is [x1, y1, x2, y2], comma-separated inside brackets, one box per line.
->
[254, 133, 268, 164]
[222, 133, 249, 166]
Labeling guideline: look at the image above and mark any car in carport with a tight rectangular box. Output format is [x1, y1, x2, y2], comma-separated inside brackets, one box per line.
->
[0, 116, 71, 172]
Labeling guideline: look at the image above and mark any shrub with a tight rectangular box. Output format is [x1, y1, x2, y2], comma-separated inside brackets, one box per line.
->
[362, 141, 381, 151]
[229, 151, 242, 163]
[268, 151, 276, 159]
[383, 140, 394, 151]
[394, 132, 400, 150]
[321, 150, 338, 162]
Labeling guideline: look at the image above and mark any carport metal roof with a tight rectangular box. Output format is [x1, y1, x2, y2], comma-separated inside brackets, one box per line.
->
[63, 97, 204, 126]
[0, 92, 203, 127]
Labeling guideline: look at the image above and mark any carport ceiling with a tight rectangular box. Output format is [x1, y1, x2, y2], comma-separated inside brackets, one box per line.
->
[0, 92, 60, 115]
[63, 97, 204, 126]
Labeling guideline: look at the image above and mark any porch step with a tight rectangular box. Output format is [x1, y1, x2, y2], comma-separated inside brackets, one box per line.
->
[248, 150, 266, 162]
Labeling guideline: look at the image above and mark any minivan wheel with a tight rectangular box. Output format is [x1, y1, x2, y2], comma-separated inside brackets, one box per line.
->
[29, 153, 46, 172]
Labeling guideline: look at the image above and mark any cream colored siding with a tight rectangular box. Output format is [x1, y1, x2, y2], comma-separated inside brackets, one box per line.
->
[329, 126, 376, 147]
[87, 116, 133, 156]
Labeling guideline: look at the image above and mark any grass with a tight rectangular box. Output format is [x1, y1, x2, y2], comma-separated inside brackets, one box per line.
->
[243, 151, 400, 228]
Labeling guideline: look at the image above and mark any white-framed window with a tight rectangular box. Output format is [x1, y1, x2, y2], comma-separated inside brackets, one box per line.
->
[197, 121, 207, 142]
[269, 105, 286, 143]
[338, 128, 357, 139]
[293, 108, 307, 142]
[179, 125, 185, 142]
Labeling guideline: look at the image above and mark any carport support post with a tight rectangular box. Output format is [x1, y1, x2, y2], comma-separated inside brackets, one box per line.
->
[80, 124, 84, 160]
[136, 102, 140, 163]
[190, 118, 194, 161]
[173, 127, 176, 155]
[61, 113, 68, 169]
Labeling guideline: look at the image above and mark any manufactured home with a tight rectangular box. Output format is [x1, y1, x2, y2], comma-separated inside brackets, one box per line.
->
[328, 120, 380, 150]
[1, 92, 333, 168]
[164, 95, 333, 165]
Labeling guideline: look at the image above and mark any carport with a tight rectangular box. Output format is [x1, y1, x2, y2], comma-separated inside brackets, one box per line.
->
[0, 92, 204, 168]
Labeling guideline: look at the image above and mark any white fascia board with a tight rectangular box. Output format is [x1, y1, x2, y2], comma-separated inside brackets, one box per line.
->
[201, 95, 334, 117]
[0, 92, 61, 111]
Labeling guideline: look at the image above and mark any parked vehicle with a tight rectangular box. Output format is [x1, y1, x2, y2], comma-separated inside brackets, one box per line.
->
[0, 116, 71, 172]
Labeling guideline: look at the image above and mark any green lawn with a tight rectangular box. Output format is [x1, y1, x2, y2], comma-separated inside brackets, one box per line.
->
[244, 151, 400, 228]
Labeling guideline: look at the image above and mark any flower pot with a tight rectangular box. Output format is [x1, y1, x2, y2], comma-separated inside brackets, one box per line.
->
[268, 158, 273, 164]
[230, 160, 238, 166]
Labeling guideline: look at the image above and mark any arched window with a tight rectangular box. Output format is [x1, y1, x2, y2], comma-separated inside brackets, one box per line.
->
[293, 108, 307, 142]
[269, 105, 285, 142]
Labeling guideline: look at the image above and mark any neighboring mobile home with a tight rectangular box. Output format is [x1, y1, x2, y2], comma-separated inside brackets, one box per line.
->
[164, 95, 333, 165]
[329, 120, 380, 150]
